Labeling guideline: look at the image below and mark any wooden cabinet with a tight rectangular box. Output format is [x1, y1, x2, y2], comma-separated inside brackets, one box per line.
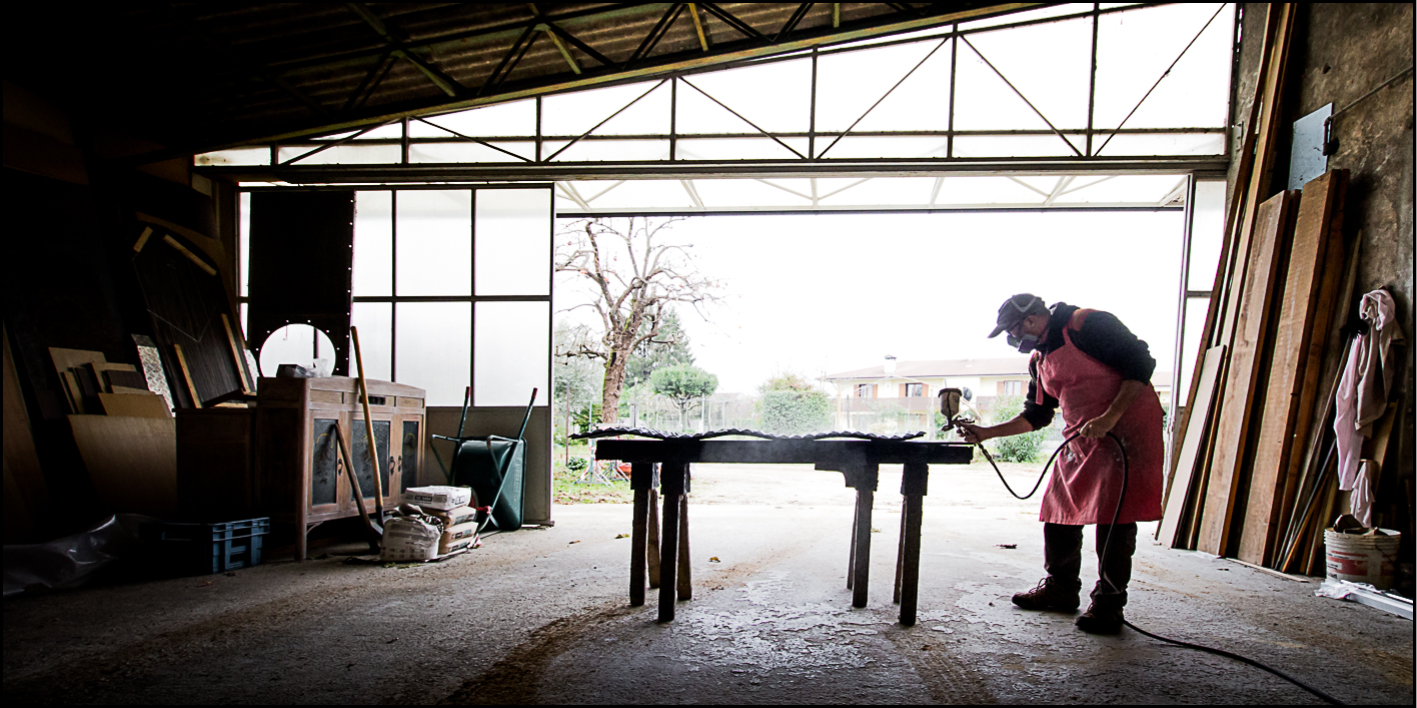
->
[253, 376, 426, 559]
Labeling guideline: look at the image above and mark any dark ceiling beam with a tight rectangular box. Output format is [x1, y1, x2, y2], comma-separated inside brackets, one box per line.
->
[344, 3, 467, 98]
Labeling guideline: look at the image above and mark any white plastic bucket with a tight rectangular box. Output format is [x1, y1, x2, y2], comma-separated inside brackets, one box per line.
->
[1324, 530, 1402, 589]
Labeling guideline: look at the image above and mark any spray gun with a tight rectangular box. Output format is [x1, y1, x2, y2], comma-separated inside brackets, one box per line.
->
[937, 387, 972, 433]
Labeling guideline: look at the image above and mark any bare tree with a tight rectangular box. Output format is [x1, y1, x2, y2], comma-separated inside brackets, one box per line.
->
[556, 217, 718, 425]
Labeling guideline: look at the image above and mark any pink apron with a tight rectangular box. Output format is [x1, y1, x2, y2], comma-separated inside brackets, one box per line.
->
[1036, 310, 1164, 526]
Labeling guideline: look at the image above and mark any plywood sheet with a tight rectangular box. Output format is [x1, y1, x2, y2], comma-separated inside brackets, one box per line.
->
[69, 414, 177, 517]
[98, 392, 172, 418]
[1198, 191, 1295, 556]
[1159, 346, 1226, 548]
[1237, 171, 1342, 565]
[4, 323, 50, 542]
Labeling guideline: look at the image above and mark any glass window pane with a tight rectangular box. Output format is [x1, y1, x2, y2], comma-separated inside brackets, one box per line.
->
[544, 82, 670, 137]
[276, 144, 400, 165]
[693, 179, 812, 208]
[934, 176, 1048, 205]
[1094, 3, 1233, 130]
[1093, 132, 1225, 157]
[475, 189, 551, 296]
[1188, 180, 1226, 290]
[677, 58, 811, 134]
[409, 141, 535, 163]
[354, 191, 392, 296]
[1052, 174, 1186, 205]
[545, 139, 670, 162]
[816, 39, 951, 132]
[960, 15, 1092, 130]
[819, 177, 936, 207]
[396, 302, 470, 406]
[1176, 296, 1210, 405]
[820, 136, 949, 159]
[410, 99, 537, 138]
[350, 303, 392, 380]
[580, 180, 696, 211]
[675, 138, 809, 161]
[953, 134, 1086, 158]
[397, 190, 471, 296]
[238, 192, 251, 297]
[474, 301, 549, 407]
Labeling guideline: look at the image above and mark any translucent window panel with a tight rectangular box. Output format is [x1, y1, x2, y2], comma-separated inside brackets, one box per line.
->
[196, 148, 269, 166]
[350, 303, 392, 380]
[396, 190, 471, 296]
[1053, 174, 1186, 205]
[543, 82, 670, 137]
[410, 99, 537, 138]
[934, 176, 1048, 205]
[1176, 296, 1210, 405]
[1094, 3, 1233, 129]
[238, 192, 251, 297]
[474, 301, 549, 407]
[348, 124, 404, 140]
[815, 39, 951, 132]
[544, 139, 670, 162]
[675, 138, 809, 161]
[676, 59, 812, 134]
[395, 302, 471, 406]
[475, 189, 551, 296]
[693, 179, 811, 208]
[276, 144, 401, 165]
[259, 324, 337, 378]
[961, 15, 1093, 130]
[409, 141, 535, 163]
[818, 136, 948, 159]
[957, 3, 1094, 31]
[952, 134, 1087, 158]
[585, 180, 696, 210]
[817, 178, 934, 207]
[353, 191, 392, 296]
[1093, 133, 1225, 157]
[1188, 180, 1227, 291]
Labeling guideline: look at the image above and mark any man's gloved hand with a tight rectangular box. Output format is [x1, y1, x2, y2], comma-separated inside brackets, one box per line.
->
[956, 421, 989, 445]
[1078, 413, 1119, 439]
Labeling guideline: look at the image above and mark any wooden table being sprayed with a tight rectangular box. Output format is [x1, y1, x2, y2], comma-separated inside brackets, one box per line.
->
[591, 436, 973, 625]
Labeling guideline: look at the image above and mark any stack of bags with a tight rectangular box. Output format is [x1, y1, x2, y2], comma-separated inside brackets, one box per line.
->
[395, 485, 483, 558]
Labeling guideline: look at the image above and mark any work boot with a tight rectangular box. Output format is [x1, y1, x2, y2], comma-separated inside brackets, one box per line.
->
[1011, 577, 1080, 612]
[1074, 601, 1124, 635]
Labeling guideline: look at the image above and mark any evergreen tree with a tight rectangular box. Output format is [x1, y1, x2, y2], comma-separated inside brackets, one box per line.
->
[624, 308, 695, 388]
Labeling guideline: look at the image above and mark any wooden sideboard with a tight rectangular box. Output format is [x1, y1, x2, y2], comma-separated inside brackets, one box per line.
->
[255, 376, 425, 559]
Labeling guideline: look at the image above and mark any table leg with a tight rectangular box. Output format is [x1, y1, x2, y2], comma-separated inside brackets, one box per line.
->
[658, 490, 681, 622]
[852, 488, 874, 609]
[647, 488, 661, 589]
[899, 461, 928, 627]
[677, 493, 692, 601]
[630, 462, 653, 607]
[847, 511, 858, 590]
[894, 507, 907, 604]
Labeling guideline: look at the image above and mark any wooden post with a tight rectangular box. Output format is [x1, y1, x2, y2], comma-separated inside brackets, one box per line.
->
[647, 475, 662, 588]
[893, 506, 907, 604]
[899, 461, 928, 626]
[630, 462, 653, 607]
[677, 491, 692, 601]
[850, 465, 879, 609]
[657, 462, 686, 622]
[847, 511, 858, 590]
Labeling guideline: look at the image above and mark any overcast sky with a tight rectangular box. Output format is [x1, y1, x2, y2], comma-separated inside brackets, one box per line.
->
[556, 210, 1187, 394]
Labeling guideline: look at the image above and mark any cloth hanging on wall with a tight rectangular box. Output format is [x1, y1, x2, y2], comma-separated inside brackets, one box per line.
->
[1334, 289, 1404, 491]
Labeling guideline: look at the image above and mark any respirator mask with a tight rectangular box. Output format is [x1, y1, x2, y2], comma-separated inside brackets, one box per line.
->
[1007, 331, 1039, 353]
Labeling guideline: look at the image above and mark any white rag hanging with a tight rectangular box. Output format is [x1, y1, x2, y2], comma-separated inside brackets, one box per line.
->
[1351, 459, 1378, 527]
[1334, 289, 1405, 491]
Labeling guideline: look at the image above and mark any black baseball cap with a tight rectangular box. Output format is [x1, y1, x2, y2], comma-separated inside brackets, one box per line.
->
[988, 294, 1048, 338]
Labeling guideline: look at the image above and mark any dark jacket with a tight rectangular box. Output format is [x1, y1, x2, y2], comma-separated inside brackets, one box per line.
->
[1021, 303, 1157, 430]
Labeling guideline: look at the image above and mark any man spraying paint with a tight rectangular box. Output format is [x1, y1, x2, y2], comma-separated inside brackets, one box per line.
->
[956, 294, 1165, 635]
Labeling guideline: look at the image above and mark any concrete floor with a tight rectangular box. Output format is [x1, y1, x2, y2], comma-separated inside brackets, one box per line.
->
[3, 462, 1412, 704]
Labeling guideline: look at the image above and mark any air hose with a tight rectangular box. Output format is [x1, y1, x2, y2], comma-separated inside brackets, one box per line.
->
[973, 432, 1345, 706]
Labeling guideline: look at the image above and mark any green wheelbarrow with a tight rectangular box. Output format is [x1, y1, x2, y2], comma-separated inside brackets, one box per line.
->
[432, 388, 537, 533]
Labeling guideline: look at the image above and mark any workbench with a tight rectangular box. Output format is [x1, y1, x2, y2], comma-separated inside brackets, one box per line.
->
[591, 436, 973, 626]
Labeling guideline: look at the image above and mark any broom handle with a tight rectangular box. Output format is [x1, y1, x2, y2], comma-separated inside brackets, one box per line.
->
[350, 326, 385, 515]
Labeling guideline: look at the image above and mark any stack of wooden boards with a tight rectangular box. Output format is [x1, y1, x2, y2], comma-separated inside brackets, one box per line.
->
[52, 346, 179, 517]
[1158, 5, 1407, 574]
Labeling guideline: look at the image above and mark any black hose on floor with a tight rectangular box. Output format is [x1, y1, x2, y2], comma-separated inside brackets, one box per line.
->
[974, 431, 1346, 706]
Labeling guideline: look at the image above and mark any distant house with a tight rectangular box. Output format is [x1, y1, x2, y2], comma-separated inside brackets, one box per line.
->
[823, 356, 1171, 435]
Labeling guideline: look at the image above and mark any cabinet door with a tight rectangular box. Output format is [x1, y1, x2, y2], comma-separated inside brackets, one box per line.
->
[352, 418, 392, 503]
[310, 418, 341, 511]
[400, 417, 421, 495]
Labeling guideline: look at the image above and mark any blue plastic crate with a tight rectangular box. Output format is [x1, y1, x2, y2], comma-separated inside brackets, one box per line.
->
[141, 518, 271, 575]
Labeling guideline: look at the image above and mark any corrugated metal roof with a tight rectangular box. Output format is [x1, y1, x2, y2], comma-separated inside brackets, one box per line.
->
[5, 3, 1037, 157]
